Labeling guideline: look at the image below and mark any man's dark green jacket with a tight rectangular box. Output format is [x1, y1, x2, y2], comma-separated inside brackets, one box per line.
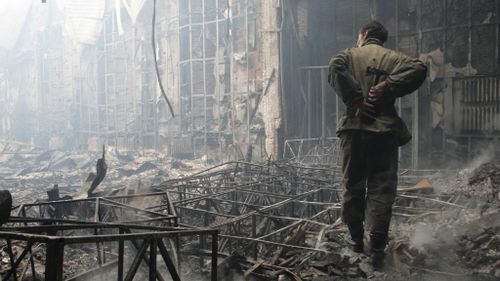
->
[328, 38, 427, 145]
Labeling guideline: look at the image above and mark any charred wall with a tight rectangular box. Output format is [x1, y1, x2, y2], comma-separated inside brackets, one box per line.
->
[0, 0, 274, 161]
[177, 0, 266, 161]
[1, 0, 498, 165]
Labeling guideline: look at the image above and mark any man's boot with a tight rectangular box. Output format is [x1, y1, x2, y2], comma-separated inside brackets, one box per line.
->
[370, 232, 387, 270]
[347, 224, 364, 253]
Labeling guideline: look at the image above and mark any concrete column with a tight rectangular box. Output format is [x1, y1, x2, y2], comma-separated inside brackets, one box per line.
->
[259, 0, 283, 159]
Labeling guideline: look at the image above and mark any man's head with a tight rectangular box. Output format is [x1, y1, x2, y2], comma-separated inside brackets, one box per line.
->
[357, 20, 388, 47]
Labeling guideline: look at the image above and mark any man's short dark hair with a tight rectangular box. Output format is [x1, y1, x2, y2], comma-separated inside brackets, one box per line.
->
[360, 20, 388, 43]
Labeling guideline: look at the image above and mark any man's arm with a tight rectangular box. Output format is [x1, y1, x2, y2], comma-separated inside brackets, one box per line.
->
[328, 50, 364, 108]
[369, 55, 427, 104]
[385, 55, 427, 97]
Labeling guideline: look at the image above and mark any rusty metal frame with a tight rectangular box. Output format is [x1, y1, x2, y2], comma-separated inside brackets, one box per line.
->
[1, 192, 220, 281]
[0, 162, 456, 280]
[0, 223, 218, 281]
[154, 162, 343, 276]
[149, 161, 457, 279]
[12, 192, 178, 226]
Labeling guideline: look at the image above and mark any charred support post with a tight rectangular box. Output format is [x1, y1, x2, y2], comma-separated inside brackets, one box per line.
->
[157, 239, 181, 281]
[5, 246, 33, 280]
[118, 229, 124, 281]
[252, 214, 257, 260]
[124, 240, 149, 281]
[149, 239, 157, 281]
[200, 200, 210, 269]
[45, 240, 65, 281]
[126, 234, 166, 281]
[211, 233, 218, 281]
[95, 227, 102, 265]
[174, 217, 181, 270]
[5, 239, 17, 281]
[0, 190, 12, 226]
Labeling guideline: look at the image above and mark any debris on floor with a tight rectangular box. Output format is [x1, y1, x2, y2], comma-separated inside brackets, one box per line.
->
[1, 148, 499, 280]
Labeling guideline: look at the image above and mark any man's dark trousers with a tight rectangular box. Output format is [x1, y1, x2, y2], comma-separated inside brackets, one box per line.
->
[340, 130, 399, 247]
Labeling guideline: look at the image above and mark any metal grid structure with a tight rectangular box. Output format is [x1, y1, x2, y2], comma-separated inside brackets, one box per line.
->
[298, 66, 342, 140]
[443, 75, 500, 161]
[458, 77, 500, 133]
[37, 24, 73, 147]
[13, 192, 178, 225]
[0, 161, 461, 280]
[23, 0, 268, 157]
[72, 9, 157, 151]
[283, 137, 340, 165]
[154, 161, 340, 279]
[148, 161, 462, 279]
[178, 0, 260, 159]
[0, 222, 218, 281]
[1, 192, 219, 281]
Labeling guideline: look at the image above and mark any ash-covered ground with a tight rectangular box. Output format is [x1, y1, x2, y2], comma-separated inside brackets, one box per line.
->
[355, 158, 500, 281]
[0, 144, 208, 205]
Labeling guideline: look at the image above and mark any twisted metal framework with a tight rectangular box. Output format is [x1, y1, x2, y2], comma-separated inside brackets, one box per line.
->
[152, 161, 458, 278]
[0, 162, 459, 280]
[1, 192, 219, 281]
[153, 162, 342, 278]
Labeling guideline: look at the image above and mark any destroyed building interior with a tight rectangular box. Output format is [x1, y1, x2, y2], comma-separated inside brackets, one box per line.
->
[0, 0, 499, 280]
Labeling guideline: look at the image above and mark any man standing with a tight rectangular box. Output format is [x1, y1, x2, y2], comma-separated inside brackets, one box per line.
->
[328, 21, 427, 269]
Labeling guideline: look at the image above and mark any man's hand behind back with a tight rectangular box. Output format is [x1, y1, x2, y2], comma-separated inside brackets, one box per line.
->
[368, 81, 393, 106]
[356, 99, 376, 118]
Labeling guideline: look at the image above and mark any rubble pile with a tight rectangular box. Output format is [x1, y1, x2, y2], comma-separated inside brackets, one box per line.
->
[0, 240, 101, 280]
[0, 240, 44, 280]
[458, 225, 500, 277]
[452, 162, 500, 278]
[0, 143, 205, 204]
[301, 251, 373, 280]
[381, 160, 500, 281]
[457, 162, 500, 204]
[158, 161, 499, 280]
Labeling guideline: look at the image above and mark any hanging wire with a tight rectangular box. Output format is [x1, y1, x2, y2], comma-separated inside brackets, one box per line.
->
[152, 0, 175, 118]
